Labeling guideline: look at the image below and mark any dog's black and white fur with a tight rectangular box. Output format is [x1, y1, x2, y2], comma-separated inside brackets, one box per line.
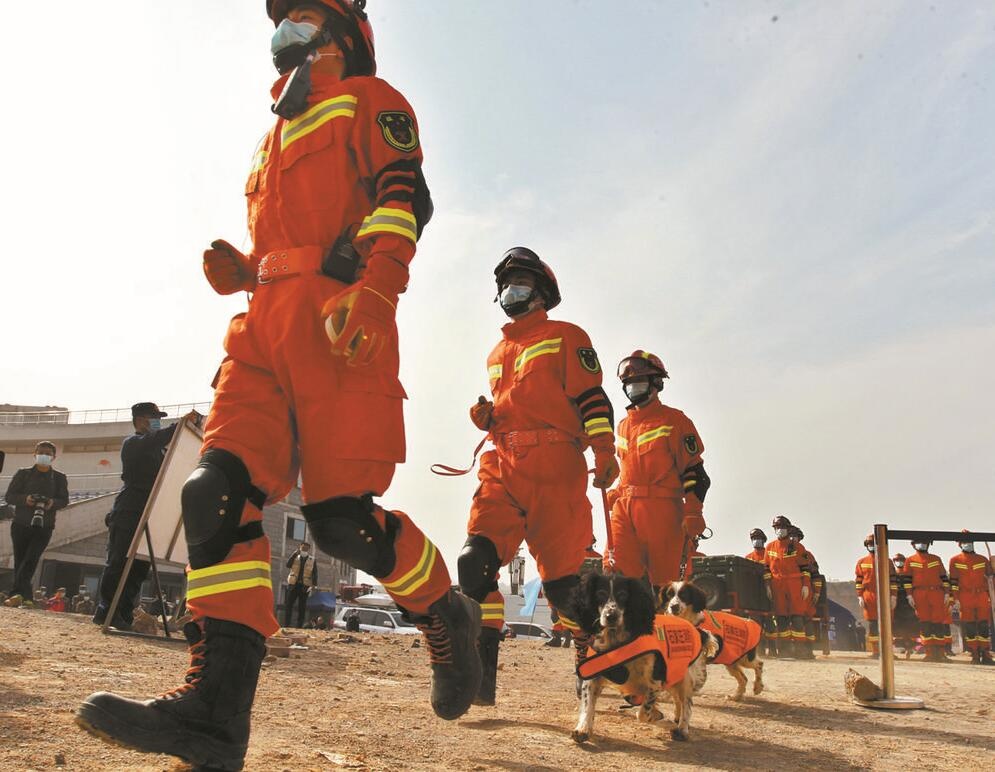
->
[570, 573, 717, 742]
[660, 580, 765, 701]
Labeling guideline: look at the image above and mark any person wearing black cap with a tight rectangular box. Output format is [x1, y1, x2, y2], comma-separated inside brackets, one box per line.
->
[92, 403, 178, 629]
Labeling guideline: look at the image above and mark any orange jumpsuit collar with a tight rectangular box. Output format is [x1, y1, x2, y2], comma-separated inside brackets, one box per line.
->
[626, 397, 666, 419]
[501, 309, 549, 339]
[269, 70, 345, 102]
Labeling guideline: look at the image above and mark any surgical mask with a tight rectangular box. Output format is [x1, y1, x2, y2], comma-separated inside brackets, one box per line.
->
[147, 419, 162, 432]
[301, 547, 310, 554]
[866, 545, 875, 553]
[775, 528, 788, 539]
[961, 543, 974, 553]
[624, 381, 652, 404]
[272, 19, 320, 57]
[913, 543, 927, 552]
[35, 454, 53, 466]
[499, 284, 535, 317]
[752, 538, 764, 550]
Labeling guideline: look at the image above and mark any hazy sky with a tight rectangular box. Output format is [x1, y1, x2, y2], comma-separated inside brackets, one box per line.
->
[3, 2, 993, 581]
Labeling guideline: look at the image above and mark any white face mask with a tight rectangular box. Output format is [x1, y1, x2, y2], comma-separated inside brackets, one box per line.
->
[752, 538, 764, 549]
[961, 543, 974, 553]
[775, 528, 788, 539]
[913, 544, 927, 552]
[35, 454, 53, 466]
[301, 547, 310, 554]
[623, 381, 652, 404]
[271, 19, 320, 56]
[867, 545, 875, 553]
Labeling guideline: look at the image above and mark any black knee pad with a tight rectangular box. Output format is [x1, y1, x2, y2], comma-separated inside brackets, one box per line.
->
[790, 615, 806, 629]
[301, 495, 398, 578]
[182, 449, 266, 569]
[542, 574, 580, 613]
[457, 534, 500, 602]
[869, 620, 879, 637]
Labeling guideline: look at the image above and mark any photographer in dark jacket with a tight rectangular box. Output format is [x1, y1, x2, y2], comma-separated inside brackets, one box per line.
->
[93, 403, 180, 630]
[4, 442, 69, 600]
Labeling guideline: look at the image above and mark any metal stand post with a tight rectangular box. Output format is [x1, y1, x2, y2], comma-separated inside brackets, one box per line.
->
[144, 525, 172, 638]
[855, 524, 924, 710]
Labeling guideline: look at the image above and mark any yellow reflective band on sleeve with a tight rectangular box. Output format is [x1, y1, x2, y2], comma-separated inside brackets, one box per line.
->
[185, 560, 272, 601]
[480, 602, 504, 621]
[556, 613, 581, 633]
[356, 206, 418, 243]
[584, 417, 613, 436]
[281, 95, 358, 150]
[514, 338, 563, 371]
[683, 478, 696, 489]
[617, 436, 628, 451]
[927, 561, 940, 568]
[249, 149, 268, 175]
[972, 562, 987, 570]
[488, 364, 503, 381]
[635, 425, 673, 448]
[383, 538, 438, 598]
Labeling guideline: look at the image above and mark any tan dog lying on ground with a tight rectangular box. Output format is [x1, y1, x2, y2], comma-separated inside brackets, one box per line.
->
[571, 574, 717, 742]
[660, 580, 765, 701]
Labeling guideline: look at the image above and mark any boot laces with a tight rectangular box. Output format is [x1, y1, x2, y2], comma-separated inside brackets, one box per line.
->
[416, 616, 453, 665]
[160, 626, 208, 699]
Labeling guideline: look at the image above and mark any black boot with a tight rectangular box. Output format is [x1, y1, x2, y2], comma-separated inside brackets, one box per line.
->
[409, 589, 482, 720]
[76, 618, 265, 771]
[474, 627, 501, 706]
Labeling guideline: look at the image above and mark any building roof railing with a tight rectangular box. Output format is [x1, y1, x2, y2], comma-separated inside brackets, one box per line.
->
[0, 402, 212, 426]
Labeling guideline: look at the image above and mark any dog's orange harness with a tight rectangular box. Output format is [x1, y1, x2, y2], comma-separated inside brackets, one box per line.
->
[576, 614, 702, 689]
[697, 610, 762, 665]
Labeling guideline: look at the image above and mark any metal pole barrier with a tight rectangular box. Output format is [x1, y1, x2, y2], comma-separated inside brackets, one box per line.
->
[874, 523, 895, 699]
[144, 525, 172, 639]
[855, 524, 924, 710]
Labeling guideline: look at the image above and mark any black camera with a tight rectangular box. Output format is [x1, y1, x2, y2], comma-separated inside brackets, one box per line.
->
[30, 495, 49, 527]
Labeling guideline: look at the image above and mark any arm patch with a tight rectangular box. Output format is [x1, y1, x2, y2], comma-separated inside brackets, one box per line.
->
[577, 347, 601, 374]
[377, 111, 419, 152]
[683, 434, 700, 454]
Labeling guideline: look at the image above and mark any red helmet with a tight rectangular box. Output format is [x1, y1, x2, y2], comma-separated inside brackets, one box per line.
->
[267, 0, 376, 76]
[772, 515, 792, 529]
[749, 528, 766, 541]
[494, 247, 561, 310]
[789, 525, 804, 541]
[863, 533, 875, 547]
[617, 350, 669, 382]
[892, 552, 906, 563]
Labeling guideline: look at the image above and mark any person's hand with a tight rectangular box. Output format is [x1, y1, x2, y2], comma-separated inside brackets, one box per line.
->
[765, 583, 773, 601]
[682, 514, 707, 539]
[801, 585, 810, 601]
[907, 595, 915, 609]
[858, 597, 865, 609]
[592, 449, 620, 489]
[890, 595, 897, 611]
[606, 487, 621, 509]
[203, 239, 255, 295]
[182, 409, 202, 428]
[323, 256, 407, 367]
[470, 396, 494, 431]
[943, 593, 950, 606]
[26, 494, 38, 505]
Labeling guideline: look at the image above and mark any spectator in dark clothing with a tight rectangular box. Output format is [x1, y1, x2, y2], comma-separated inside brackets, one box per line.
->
[94, 403, 180, 630]
[284, 542, 317, 628]
[4, 442, 69, 600]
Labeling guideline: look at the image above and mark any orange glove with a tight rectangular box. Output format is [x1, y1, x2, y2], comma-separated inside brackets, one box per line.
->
[323, 256, 407, 367]
[682, 514, 707, 539]
[469, 396, 493, 431]
[606, 487, 620, 509]
[203, 239, 255, 295]
[592, 449, 619, 489]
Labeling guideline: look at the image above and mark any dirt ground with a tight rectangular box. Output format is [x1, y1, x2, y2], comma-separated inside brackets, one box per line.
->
[1, 607, 993, 771]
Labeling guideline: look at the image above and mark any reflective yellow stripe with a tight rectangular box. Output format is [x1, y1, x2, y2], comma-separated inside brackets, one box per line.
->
[383, 538, 438, 597]
[480, 602, 504, 621]
[635, 425, 672, 447]
[281, 95, 358, 149]
[185, 560, 272, 601]
[584, 417, 612, 436]
[356, 206, 418, 243]
[488, 364, 503, 380]
[250, 149, 268, 175]
[926, 561, 940, 568]
[557, 613, 581, 632]
[514, 338, 562, 371]
[683, 478, 696, 489]
[972, 563, 987, 569]
[617, 437, 628, 451]
[954, 563, 968, 569]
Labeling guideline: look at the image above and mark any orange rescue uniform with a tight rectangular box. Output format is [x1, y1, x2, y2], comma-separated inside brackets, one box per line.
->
[949, 551, 993, 655]
[854, 553, 897, 651]
[745, 548, 766, 563]
[697, 610, 762, 665]
[190, 72, 449, 636]
[763, 538, 811, 646]
[902, 550, 949, 653]
[468, 310, 613, 630]
[608, 399, 705, 586]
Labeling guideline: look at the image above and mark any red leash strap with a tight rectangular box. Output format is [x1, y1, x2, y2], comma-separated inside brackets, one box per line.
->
[601, 487, 616, 571]
[431, 436, 489, 477]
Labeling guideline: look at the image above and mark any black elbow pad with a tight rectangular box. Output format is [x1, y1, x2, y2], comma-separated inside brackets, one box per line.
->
[682, 463, 710, 503]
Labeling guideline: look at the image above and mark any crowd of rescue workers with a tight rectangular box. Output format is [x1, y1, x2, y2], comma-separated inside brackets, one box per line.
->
[3, 1, 986, 768]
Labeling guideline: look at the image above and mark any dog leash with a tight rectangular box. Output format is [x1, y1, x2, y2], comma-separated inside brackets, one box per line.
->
[678, 536, 691, 581]
[586, 468, 617, 572]
[430, 436, 489, 476]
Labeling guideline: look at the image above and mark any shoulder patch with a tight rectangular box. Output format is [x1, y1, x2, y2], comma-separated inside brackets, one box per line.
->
[577, 347, 601, 374]
[683, 434, 700, 455]
[377, 111, 419, 152]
